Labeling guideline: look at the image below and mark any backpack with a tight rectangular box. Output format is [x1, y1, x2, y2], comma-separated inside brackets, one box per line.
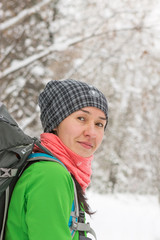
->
[0, 102, 97, 240]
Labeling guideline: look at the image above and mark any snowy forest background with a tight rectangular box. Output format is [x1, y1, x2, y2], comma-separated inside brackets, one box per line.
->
[1, 0, 160, 199]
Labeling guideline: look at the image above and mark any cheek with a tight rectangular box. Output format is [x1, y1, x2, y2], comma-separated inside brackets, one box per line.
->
[97, 132, 104, 146]
[58, 122, 79, 144]
[65, 125, 78, 136]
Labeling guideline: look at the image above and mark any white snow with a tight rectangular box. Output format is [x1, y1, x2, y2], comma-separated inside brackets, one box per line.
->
[0, 0, 52, 32]
[86, 191, 160, 240]
[31, 65, 45, 76]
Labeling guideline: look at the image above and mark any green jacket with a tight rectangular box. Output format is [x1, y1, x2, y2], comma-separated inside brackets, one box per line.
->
[5, 161, 79, 240]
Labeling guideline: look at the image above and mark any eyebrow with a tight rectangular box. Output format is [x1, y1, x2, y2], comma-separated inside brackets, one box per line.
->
[80, 109, 107, 121]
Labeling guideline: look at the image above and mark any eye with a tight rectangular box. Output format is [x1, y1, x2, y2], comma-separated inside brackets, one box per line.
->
[96, 122, 104, 128]
[77, 116, 85, 121]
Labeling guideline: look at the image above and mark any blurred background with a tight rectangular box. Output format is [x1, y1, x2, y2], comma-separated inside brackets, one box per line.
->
[0, 0, 160, 198]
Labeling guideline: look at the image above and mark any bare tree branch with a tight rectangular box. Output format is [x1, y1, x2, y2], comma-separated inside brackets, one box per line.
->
[0, 42, 68, 79]
[69, 25, 154, 46]
[0, 31, 25, 65]
[0, 0, 52, 33]
[0, 25, 154, 80]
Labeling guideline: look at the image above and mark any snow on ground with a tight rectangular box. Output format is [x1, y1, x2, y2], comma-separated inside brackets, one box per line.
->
[86, 191, 160, 240]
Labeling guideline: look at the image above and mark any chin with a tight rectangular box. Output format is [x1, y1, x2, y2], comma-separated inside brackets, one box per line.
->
[79, 151, 93, 158]
[73, 146, 94, 157]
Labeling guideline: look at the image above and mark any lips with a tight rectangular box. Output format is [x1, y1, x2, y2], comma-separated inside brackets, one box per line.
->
[78, 141, 93, 149]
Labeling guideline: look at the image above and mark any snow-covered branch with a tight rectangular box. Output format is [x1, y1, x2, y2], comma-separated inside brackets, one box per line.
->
[0, 0, 52, 33]
[69, 25, 153, 46]
[0, 25, 152, 80]
[0, 42, 69, 79]
[0, 44, 15, 64]
[0, 35, 88, 79]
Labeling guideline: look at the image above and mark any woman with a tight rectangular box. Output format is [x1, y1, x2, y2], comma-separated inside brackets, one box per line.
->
[5, 79, 108, 240]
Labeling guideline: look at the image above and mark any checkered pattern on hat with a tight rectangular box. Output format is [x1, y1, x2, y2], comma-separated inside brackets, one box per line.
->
[39, 79, 108, 132]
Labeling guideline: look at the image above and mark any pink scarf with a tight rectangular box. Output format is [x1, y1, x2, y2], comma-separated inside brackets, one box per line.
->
[34, 133, 93, 191]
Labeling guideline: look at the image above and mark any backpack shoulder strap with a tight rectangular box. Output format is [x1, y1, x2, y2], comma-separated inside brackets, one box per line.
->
[27, 152, 67, 169]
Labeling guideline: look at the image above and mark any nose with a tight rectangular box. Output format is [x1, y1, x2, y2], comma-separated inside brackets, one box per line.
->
[83, 123, 96, 138]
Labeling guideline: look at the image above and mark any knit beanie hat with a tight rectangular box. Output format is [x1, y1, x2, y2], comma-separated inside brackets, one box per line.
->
[38, 79, 108, 133]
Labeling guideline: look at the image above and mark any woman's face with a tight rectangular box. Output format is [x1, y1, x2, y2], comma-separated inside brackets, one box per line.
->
[55, 107, 107, 157]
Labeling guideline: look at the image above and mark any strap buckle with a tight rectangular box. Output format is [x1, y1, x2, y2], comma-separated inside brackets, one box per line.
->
[0, 168, 17, 177]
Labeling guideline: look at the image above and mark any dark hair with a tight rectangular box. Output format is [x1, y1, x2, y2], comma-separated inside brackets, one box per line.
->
[72, 175, 94, 216]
